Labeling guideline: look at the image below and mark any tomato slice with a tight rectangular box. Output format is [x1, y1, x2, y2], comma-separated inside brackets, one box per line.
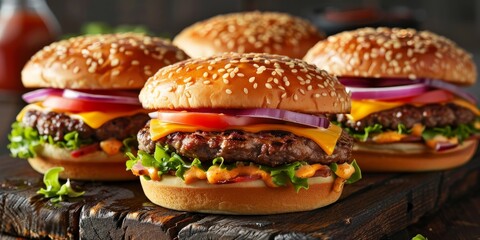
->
[384, 90, 454, 104]
[153, 112, 278, 128]
[42, 96, 141, 113]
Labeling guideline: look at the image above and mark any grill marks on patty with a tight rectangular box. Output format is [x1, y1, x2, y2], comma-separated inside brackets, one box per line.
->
[137, 122, 353, 167]
[335, 103, 476, 132]
[22, 110, 149, 142]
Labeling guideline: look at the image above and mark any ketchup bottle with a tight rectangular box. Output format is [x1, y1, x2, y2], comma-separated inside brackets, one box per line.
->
[0, 0, 59, 91]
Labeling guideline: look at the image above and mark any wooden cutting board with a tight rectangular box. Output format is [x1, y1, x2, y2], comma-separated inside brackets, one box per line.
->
[0, 151, 479, 240]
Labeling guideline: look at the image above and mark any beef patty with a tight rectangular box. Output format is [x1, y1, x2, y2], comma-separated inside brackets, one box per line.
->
[138, 122, 353, 167]
[22, 109, 149, 142]
[335, 103, 476, 132]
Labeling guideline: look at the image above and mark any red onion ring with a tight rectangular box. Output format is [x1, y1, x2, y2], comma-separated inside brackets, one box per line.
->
[434, 141, 458, 152]
[346, 83, 429, 100]
[22, 88, 141, 105]
[339, 77, 477, 104]
[222, 108, 330, 128]
[22, 89, 64, 103]
[62, 89, 141, 105]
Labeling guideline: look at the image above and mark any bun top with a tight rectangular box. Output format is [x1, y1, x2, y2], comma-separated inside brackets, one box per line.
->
[22, 33, 189, 89]
[140, 52, 350, 114]
[304, 27, 477, 85]
[173, 11, 324, 59]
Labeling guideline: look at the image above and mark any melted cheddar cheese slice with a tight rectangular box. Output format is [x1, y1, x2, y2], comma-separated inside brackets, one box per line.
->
[149, 119, 343, 156]
[17, 103, 147, 129]
[350, 100, 404, 122]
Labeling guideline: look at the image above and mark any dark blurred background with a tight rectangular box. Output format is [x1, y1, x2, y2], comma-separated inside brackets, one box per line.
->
[45, 0, 480, 95]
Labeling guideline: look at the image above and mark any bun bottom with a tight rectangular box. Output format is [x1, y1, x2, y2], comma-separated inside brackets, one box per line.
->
[28, 144, 136, 181]
[140, 175, 341, 215]
[353, 140, 478, 172]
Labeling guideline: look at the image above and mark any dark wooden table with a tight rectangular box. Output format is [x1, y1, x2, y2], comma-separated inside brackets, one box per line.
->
[1, 92, 479, 240]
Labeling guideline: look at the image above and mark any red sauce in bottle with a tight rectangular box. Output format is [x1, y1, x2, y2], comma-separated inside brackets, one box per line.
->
[0, 0, 59, 91]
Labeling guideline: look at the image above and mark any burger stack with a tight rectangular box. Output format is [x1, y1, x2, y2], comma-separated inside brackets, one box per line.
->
[9, 11, 479, 215]
[304, 27, 479, 171]
[9, 33, 188, 180]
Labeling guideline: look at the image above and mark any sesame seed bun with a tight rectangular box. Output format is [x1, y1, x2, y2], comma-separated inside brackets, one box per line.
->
[351, 139, 478, 172]
[173, 11, 324, 59]
[22, 33, 189, 89]
[304, 27, 477, 85]
[140, 52, 350, 114]
[140, 174, 341, 215]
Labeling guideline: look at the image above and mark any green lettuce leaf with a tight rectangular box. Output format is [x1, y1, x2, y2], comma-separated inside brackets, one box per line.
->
[37, 167, 85, 202]
[329, 160, 362, 184]
[422, 123, 479, 143]
[411, 234, 428, 240]
[126, 145, 362, 192]
[346, 123, 383, 142]
[9, 121, 136, 159]
[260, 162, 308, 192]
[8, 122, 44, 158]
[344, 118, 479, 143]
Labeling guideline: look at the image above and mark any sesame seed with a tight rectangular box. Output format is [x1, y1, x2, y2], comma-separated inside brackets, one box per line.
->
[253, 83, 258, 89]
[73, 66, 80, 73]
[203, 72, 209, 78]
[212, 73, 218, 80]
[237, 73, 245, 77]
[243, 88, 249, 94]
[208, 66, 213, 71]
[111, 58, 120, 67]
[265, 83, 273, 89]
[281, 93, 287, 98]
[226, 89, 232, 94]
[249, 77, 256, 83]
[223, 79, 229, 84]
[293, 94, 298, 101]
[256, 66, 266, 74]
[203, 80, 211, 85]
[315, 93, 320, 98]
[112, 69, 120, 76]
[131, 60, 139, 65]
[184, 77, 192, 83]
[88, 65, 97, 73]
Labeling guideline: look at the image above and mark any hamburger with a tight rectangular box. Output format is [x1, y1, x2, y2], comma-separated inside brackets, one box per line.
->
[304, 27, 479, 172]
[126, 52, 361, 214]
[173, 11, 324, 59]
[8, 33, 189, 180]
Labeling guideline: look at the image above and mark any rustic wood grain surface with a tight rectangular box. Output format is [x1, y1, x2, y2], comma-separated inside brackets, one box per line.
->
[0, 151, 479, 240]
